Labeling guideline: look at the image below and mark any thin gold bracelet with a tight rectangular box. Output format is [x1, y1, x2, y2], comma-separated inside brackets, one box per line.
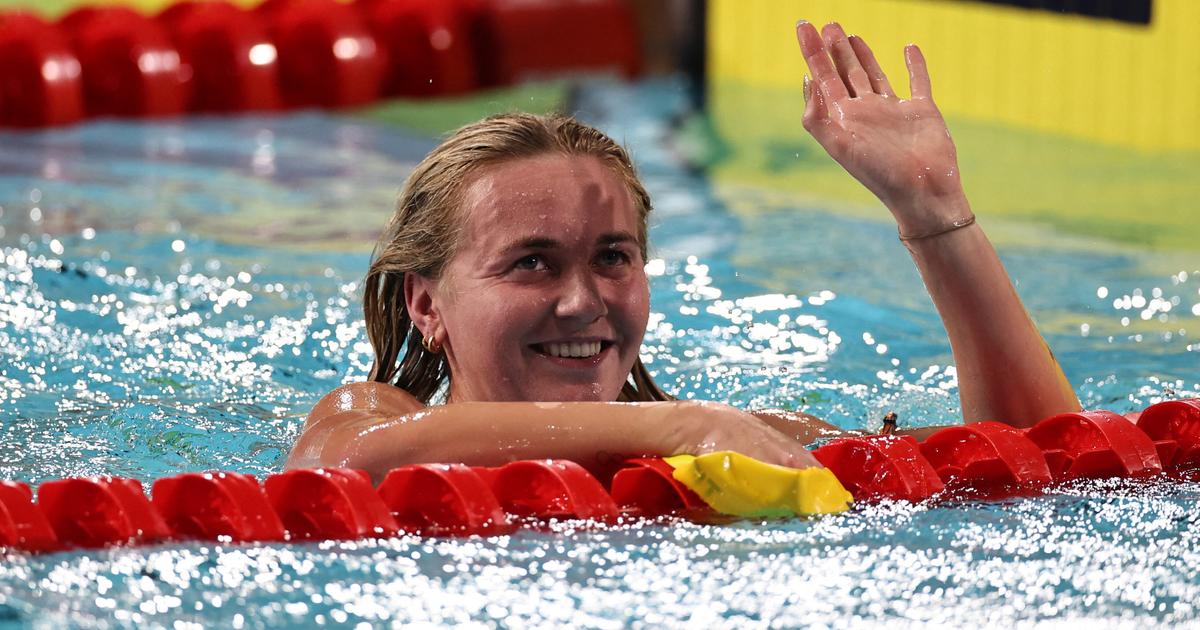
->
[897, 214, 976, 242]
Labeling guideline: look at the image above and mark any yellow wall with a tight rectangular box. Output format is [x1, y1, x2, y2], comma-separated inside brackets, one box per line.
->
[709, 0, 1200, 151]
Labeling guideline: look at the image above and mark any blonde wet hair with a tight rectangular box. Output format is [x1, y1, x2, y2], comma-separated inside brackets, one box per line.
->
[363, 112, 672, 403]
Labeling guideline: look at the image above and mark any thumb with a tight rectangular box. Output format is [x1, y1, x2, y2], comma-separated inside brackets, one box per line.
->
[802, 75, 830, 132]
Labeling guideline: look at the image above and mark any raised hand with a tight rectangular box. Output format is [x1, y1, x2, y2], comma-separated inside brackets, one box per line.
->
[793, 22, 1081, 428]
[796, 21, 970, 236]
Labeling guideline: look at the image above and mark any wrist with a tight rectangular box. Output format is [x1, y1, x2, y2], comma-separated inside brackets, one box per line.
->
[899, 214, 976, 243]
[889, 191, 973, 238]
[659, 400, 705, 454]
[660, 400, 736, 456]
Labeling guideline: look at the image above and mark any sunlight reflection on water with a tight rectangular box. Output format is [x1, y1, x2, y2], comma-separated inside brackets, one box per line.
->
[1, 80, 1198, 627]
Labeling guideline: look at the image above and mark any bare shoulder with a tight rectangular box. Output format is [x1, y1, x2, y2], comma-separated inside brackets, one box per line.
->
[288, 381, 425, 470]
[303, 381, 425, 431]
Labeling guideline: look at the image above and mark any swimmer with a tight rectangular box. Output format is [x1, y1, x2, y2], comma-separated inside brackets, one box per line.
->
[287, 22, 1081, 481]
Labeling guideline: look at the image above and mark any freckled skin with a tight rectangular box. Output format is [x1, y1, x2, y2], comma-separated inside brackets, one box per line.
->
[410, 154, 650, 403]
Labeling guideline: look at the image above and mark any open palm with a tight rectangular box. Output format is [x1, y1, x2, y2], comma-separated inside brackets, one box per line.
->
[796, 22, 965, 229]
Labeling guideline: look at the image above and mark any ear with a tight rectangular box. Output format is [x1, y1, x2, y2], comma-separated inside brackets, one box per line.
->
[404, 272, 441, 341]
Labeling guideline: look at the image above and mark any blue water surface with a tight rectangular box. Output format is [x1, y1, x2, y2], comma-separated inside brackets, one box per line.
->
[1, 80, 1198, 628]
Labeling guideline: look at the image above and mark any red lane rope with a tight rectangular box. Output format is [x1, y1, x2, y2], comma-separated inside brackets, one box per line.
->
[0, 0, 642, 128]
[1, 398, 1197, 552]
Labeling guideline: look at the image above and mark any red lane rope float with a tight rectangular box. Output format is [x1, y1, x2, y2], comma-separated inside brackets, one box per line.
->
[812, 435, 944, 501]
[359, 0, 484, 97]
[151, 472, 285, 542]
[258, 0, 385, 109]
[60, 6, 191, 118]
[609, 457, 710, 518]
[157, 0, 282, 113]
[264, 468, 399, 540]
[918, 421, 1053, 489]
[0, 0, 645, 128]
[1026, 410, 1163, 480]
[377, 464, 513, 536]
[0, 481, 58, 552]
[0, 12, 85, 127]
[36, 477, 170, 549]
[1137, 398, 1200, 469]
[482, 459, 620, 523]
[2, 398, 1198, 554]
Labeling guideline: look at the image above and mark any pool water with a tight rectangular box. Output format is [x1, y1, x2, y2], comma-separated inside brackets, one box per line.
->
[1, 79, 1198, 627]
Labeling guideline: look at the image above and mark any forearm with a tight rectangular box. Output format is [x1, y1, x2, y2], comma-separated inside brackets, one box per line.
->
[292, 398, 822, 481]
[900, 197, 1080, 427]
[753, 409, 952, 444]
[307, 401, 688, 481]
[752, 409, 859, 445]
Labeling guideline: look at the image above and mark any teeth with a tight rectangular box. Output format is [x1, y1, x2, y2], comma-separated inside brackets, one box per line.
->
[542, 341, 602, 358]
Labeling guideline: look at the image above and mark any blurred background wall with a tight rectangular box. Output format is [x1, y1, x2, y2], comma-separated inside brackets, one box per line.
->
[3, 0, 1196, 251]
[704, 0, 1199, 252]
[712, 0, 1197, 151]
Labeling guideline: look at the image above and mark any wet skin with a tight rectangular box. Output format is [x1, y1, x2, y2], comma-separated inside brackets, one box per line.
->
[407, 153, 650, 403]
[287, 22, 1081, 476]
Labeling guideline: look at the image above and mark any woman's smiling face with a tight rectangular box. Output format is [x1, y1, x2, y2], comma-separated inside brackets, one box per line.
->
[416, 153, 650, 402]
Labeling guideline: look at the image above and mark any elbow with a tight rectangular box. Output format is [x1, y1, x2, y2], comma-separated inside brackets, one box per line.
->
[284, 429, 328, 471]
[285, 417, 406, 481]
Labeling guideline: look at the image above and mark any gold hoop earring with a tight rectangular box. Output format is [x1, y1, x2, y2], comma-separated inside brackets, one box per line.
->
[422, 334, 442, 354]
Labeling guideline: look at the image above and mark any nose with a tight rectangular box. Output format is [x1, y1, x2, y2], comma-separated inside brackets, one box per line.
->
[555, 268, 607, 324]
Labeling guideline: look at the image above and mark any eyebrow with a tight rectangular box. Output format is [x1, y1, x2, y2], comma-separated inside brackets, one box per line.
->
[597, 231, 639, 247]
[501, 231, 639, 253]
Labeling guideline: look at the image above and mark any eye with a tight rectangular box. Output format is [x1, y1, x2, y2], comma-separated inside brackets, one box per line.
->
[596, 249, 631, 267]
[513, 254, 547, 271]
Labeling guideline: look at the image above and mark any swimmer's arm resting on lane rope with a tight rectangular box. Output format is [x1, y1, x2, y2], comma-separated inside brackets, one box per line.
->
[750, 409, 947, 444]
[287, 382, 823, 483]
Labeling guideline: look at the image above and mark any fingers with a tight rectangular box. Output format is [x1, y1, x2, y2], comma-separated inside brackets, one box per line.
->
[778, 443, 822, 470]
[905, 44, 933, 99]
[820, 23, 872, 98]
[795, 21, 849, 102]
[848, 35, 895, 97]
[792, 450, 823, 470]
